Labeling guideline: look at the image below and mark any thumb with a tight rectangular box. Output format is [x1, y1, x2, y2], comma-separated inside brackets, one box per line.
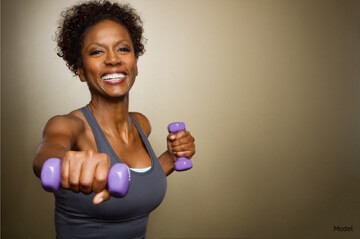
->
[93, 189, 111, 205]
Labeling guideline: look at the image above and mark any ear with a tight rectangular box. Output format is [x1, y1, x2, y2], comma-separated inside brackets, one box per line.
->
[77, 68, 86, 82]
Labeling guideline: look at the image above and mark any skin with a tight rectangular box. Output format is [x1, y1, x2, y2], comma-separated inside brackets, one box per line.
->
[33, 20, 196, 205]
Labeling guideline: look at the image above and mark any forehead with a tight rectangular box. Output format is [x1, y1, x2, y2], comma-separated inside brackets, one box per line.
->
[82, 20, 131, 46]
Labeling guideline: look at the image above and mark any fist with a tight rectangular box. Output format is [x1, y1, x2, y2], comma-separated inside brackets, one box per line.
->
[167, 130, 196, 160]
[61, 150, 111, 204]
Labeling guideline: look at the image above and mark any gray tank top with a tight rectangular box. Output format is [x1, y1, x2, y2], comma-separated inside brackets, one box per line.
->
[54, 107, 167, 239]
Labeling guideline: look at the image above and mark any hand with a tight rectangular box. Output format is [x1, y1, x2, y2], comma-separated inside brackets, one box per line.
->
[61, 150, 111, 205]
[167, 130, 196, 161]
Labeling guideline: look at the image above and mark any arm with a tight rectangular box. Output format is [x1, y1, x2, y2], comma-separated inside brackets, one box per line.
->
[34, 114, 110, 205]
[33, 115, 81, 178]
[131, 113, 196, 176]
[164, 130, 196, 176]
[158, 150, 176, 176]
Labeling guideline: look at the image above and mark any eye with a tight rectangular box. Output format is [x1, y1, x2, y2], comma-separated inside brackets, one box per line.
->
[118, 47, 130, 53]
[89, 50, 103, 56]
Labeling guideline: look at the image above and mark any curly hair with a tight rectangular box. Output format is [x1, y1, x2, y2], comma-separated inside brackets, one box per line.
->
[56, 0, 145, 75]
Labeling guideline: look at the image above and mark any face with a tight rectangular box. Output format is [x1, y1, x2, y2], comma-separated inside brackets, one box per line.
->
[77, 20, 138, 98]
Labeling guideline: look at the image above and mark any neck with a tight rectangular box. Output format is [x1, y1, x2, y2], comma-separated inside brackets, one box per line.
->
[87, 93, 132, 139]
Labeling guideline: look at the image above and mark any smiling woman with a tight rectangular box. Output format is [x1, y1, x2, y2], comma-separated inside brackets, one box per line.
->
[32, 1, 196, 238]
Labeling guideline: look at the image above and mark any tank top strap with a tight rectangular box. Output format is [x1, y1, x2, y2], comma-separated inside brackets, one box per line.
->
[80, 106, 119, 164]
[129, 115, 158, 161]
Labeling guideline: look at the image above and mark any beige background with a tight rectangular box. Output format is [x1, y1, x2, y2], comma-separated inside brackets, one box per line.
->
[2, 0, 360, 238]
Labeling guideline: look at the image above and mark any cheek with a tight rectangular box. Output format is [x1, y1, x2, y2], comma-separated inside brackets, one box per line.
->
[84, 60, 101, 77]
[134, 64, 138, 76]
[129, 58, 138, 76]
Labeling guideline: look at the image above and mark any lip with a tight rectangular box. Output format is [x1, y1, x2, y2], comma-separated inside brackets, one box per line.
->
[101, 69, 127, 78]
[100, 69, 128, 85]
[103, 78, 125, 84]
[102, 77, 126, 85]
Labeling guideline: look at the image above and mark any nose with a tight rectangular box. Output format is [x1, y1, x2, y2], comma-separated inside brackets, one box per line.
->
[104, 51, 121, 65]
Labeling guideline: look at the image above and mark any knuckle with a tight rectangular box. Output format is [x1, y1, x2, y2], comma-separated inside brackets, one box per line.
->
[61, 180, 69, 189]
[69, 177, 78, 186]
[61, 174, 68, 183]
[63, 151, 72, 161]
[95, 169, 108, 184]
[80, 178, 92, 188]
[102, 153, 110, 161]
[80, 182, 92, 194]
[95, 175, 107, 185]
[86, 149, 95, 157]
[98, 153, 110, 163]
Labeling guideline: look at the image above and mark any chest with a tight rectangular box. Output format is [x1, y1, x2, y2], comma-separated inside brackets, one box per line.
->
[77, 124, 152, 168]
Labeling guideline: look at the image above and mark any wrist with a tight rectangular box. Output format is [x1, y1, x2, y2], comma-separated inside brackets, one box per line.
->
[167, 150, 177, 163]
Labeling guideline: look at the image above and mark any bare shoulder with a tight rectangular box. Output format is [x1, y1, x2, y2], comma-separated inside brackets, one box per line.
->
[43, 109, 85, 138]
[130, 112, 151, 136]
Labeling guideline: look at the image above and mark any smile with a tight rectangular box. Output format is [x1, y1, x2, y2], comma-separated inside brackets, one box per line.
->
[101, 73, 126, 82]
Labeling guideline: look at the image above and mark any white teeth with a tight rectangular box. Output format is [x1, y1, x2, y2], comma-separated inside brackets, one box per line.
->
[101, 73, 126, 80]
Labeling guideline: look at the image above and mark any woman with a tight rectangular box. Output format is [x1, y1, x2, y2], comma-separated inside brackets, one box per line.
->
[33, 1, 196, 238]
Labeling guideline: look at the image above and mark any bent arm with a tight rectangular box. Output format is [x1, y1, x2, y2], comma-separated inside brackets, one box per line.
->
[130, 112, 175, 176]
[162, 129, 196, 176]
[130, 112, 195, 176]
[33, 115, 82, 178]
[158, 150, 176, 176]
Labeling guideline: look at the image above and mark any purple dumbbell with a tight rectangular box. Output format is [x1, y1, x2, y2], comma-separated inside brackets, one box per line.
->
[40, 158, 131, 197]
[168, 122, 193, 171]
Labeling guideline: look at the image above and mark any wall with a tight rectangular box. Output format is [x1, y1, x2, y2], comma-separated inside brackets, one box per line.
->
[2, 0, 360, 238]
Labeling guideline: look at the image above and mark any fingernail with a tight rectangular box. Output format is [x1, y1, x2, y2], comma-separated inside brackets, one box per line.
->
[170, 135, 176, 140]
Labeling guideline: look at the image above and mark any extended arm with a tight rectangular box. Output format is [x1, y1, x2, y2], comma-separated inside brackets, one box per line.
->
[34, 114, 111, 205]
[33, 115, 81, 178]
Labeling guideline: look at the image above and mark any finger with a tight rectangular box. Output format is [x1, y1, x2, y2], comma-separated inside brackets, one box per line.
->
[167, 130, 188, 141]
[175, 150, 194, 159]
[172, 142, 194, 153]
[93, 189, 111, 205]
[68, 157, 82, 193]
[171, 134, 194, 147]
[92, 155, 110, 193]
[61, 154, 71, 189]
[167, 133, 176, 141]
[174, 130, 189, 140]
[79, 160, 96, 194]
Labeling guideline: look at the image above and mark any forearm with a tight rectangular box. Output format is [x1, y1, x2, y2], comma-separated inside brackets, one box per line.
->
[33, 142, 69, 178]
[158, 150, 176, 176]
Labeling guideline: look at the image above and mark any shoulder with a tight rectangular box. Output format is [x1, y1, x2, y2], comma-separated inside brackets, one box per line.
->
[43, 109, 85, 138]
[130, 112, 151, 137]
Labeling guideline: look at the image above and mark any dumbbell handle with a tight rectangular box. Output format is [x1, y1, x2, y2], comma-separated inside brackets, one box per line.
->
[168, 122, 193, 171]
[40, 158, 130, 197]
